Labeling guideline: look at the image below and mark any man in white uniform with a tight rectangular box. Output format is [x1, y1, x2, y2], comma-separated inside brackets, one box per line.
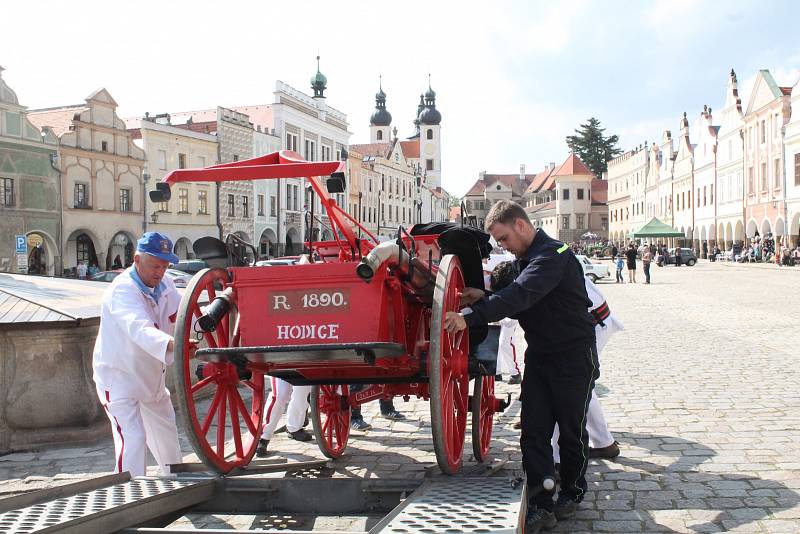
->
[551, 277, 623, 462]
[484, 252, 522, 384]
[92, 232, 184, 477]
[256, 253, 315, 456]
[256, 377, 313, 456]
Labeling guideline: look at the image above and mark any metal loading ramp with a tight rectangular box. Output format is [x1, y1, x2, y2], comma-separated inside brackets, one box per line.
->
[0, 466, 527, 533]
[371, 477, 525, 534]
[0, 477, 214, 534]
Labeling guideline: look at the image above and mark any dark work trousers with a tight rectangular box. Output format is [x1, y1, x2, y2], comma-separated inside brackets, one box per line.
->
[643, 262, 651, 283]
[521, 344, 600, 510]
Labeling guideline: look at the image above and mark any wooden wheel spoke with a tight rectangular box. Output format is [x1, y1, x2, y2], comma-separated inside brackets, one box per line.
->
[227, 388, 244, 459]
[216, 384, 228, 455]
[191, 375, 216, 394]
[231, 387, 258, 437]
[201, 386, 224, 436]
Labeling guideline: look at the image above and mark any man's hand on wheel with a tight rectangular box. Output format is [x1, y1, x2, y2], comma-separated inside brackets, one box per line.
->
[444, 311, 467, 333]
[459, 287, 485, 306]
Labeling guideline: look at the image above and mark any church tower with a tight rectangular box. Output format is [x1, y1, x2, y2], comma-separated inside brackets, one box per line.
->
[418, 76, 442, 188]
[369, 77, 392, 143]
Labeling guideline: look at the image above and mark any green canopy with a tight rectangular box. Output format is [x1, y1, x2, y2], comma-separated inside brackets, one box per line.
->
[630, 218, 684, 238]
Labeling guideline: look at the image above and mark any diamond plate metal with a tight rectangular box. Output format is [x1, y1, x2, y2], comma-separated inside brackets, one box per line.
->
[375, 477, 523, 534]
[0, 478, 199, 533]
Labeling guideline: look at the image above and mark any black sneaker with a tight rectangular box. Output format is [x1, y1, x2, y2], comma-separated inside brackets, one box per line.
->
[288, 428, 313, 442]
[351, 418, 372, 431]
[381, 410, 406, 421]
[589, 440, 620, 459]
[507, 374, 522, 385]
[255, 438, 270, 457]
[554, 495, 580, 520]
[524, 506, 557, 533]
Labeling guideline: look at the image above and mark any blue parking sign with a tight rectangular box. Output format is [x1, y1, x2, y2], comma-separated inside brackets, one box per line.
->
[15, 235, 27, 254]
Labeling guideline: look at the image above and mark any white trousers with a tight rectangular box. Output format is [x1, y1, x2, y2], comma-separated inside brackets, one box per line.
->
[497, 321, 521, 376]
[262, 377, 311, 439]
[97, 388, 182, 477]
[551, 390, 615, 463]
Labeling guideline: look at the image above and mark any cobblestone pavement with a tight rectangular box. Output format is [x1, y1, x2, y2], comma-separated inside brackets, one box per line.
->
[1, 260, 799, 532]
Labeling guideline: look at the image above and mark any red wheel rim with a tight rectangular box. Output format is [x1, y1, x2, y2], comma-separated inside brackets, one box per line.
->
[175, 268, 264, 473]
[311, 385, 350, 458]
[430, 255, 469, 474]
[472, 375, 495, 461]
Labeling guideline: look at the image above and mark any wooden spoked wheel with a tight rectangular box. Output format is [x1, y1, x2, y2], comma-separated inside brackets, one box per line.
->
[429, 254, 470, 474]
[174, 268, 264, 473]
[471, 375, 495, 462]
[310, 385, 351, 458]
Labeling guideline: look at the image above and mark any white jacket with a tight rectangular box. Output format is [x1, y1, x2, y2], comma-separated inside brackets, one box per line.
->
[92, 268, 182, 401]
[584, 277, 624, 354]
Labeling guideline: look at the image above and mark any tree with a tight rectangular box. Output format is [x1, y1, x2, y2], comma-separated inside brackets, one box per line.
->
[565, 117, 622, 178]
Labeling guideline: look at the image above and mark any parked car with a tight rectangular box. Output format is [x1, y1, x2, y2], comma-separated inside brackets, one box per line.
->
[665, 248, 697, 266]
[170, 259, 209, 275]
[255, 256, 300, 267]
[90, 269, 124, 283]
[575, 254, 610, 282]
[165, 269, 192, 288]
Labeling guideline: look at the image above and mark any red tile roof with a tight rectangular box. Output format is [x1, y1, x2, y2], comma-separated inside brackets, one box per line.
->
[350, 142, 392, 158]
[526, 200, 555, 214]
[449, 206, 461, 221]
[526, 167, 555, 193]
[399, 140, 420, 158]
[464, 179, 486, 196]
[553, 153, 594, 177]
[27, 106, 87, 137]
[232, 105, 274, 129]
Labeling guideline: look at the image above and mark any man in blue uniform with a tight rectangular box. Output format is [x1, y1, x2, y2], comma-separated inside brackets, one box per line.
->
[444, 200, 598, 533]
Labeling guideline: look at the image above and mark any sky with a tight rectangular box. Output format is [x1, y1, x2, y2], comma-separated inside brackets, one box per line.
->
[2, 0, 799, 197]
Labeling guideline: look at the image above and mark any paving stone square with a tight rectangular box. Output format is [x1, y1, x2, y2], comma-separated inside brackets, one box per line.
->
[1, 260, 799, 532]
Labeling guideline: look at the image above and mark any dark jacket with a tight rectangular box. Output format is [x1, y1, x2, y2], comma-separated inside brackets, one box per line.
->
[625, 248, 637, 269]
[465, 229, 595, 357]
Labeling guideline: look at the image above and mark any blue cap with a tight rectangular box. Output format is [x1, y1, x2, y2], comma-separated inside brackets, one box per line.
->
[137, 232, 179, 264]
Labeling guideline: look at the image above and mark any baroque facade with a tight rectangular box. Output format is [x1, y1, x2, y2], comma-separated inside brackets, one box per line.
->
[0, 67, 61, 275]
[29, 89, 146, 273]
[128, 113, 220, 259]
[605, 67, 800, 253]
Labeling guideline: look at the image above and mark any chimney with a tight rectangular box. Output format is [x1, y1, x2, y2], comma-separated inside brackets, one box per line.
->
[549, 162, 555, 171]
[479, 170, 486, 181]
[520, 164, 526, 180]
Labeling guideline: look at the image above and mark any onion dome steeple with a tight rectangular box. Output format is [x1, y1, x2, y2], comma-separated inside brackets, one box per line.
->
[369, 75, 392, 127]
[418, 74, 441, 125]
[310, 55, 327, 98]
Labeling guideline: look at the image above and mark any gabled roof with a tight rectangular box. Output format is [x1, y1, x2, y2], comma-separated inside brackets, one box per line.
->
[464, 179, 486, 196]
[553, 153, 594, 177]
[482, 174, 531, 196]
[526, 167, 555, 193]
[86, 88, 118, 107]
[350, 142, 392, 159]
[27, 105, 88, 137]
[399, 140, 420, 158]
